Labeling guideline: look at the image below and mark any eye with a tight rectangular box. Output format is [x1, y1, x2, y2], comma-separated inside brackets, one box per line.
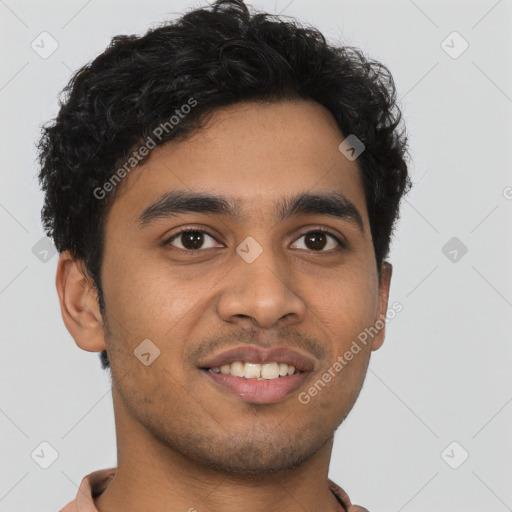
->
[291, 229, 344, 252]
[165, 229, 221, 252]
[164, 227, 344, 253]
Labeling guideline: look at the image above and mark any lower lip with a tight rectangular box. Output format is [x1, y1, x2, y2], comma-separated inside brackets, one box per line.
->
[201, 369, 309, 404]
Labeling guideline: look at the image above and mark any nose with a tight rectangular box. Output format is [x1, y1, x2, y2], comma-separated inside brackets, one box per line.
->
[216, 241, 307, 330]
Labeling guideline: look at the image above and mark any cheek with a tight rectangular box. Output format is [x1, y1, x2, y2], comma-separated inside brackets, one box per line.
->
[101, 251, 185, 332]
[312, 265, 379, 345]
[314, 269, 378, 401]
[101, 254, 221, 373]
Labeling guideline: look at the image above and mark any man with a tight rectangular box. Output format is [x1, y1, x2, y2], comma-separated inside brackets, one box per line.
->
[37, 0, 411, 510]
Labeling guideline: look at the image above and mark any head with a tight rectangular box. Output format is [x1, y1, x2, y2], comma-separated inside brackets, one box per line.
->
[38, 0, 410, 474]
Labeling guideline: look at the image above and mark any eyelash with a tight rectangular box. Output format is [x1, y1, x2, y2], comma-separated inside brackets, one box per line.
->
[164, 227, 345, 254]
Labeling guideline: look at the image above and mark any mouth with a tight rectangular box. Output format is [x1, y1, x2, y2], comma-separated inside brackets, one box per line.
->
[198, 345, 315, 404]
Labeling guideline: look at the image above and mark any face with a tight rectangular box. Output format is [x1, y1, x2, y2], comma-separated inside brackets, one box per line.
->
[74, 99, 391, 474]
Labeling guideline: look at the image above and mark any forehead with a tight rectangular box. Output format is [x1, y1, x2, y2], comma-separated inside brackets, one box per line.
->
[106, 99, 369, 230]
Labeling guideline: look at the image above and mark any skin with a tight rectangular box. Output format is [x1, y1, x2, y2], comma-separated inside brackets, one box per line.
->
[56, 99, 392, 512]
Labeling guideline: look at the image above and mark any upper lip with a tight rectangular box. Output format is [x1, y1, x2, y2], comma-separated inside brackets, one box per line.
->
[198, 345, 316, 372]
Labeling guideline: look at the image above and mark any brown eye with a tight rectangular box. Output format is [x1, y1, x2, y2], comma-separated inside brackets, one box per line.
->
[305, 232, 327, 250]
[166, 229, 219, 251]
[291, 230, 343, 252]
[164, 227, 343, 254]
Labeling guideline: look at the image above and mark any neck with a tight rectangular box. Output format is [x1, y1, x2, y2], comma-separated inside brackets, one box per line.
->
[94, 389, 343, 512]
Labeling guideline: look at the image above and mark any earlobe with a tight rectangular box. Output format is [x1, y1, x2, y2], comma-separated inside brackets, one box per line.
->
[371, 261, 393, 352]
[55, 251, 106, 352]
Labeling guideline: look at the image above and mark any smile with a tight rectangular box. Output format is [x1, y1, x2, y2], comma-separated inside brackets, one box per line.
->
[208, 361, 299, 380]
[202, 369, 309, 404]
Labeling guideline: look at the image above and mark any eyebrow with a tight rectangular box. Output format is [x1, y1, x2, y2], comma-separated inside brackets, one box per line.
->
[136, 189, 364, 233]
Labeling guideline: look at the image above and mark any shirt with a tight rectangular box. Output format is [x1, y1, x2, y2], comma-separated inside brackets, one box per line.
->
[59, 467, 370, 512]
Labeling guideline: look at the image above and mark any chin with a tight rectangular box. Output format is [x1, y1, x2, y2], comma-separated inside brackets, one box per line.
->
[177, 427, 330, 475]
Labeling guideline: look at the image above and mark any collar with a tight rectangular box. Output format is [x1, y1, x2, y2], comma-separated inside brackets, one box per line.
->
[61, 468, 369, 512]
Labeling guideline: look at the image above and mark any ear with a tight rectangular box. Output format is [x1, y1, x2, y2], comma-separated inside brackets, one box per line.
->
[371, 261, 393, 352]
[55, 250, 106, 352]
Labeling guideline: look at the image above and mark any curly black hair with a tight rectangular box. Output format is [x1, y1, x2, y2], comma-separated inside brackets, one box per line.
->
[37, 0, 411, 371]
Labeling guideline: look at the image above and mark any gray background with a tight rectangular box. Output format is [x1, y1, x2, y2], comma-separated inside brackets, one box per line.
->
[0, 0, 511, 510]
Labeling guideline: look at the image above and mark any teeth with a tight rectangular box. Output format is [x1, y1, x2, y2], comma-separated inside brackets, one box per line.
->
[208, 361, 300, 379]
[230, 361, 244, 377]
[261, 362, 280, 379]
[243, 362, 260, 379]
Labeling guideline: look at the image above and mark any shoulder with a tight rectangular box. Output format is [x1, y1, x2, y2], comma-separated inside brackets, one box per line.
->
[328, 479, 371, 512]
[59, 467, 117, 512]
